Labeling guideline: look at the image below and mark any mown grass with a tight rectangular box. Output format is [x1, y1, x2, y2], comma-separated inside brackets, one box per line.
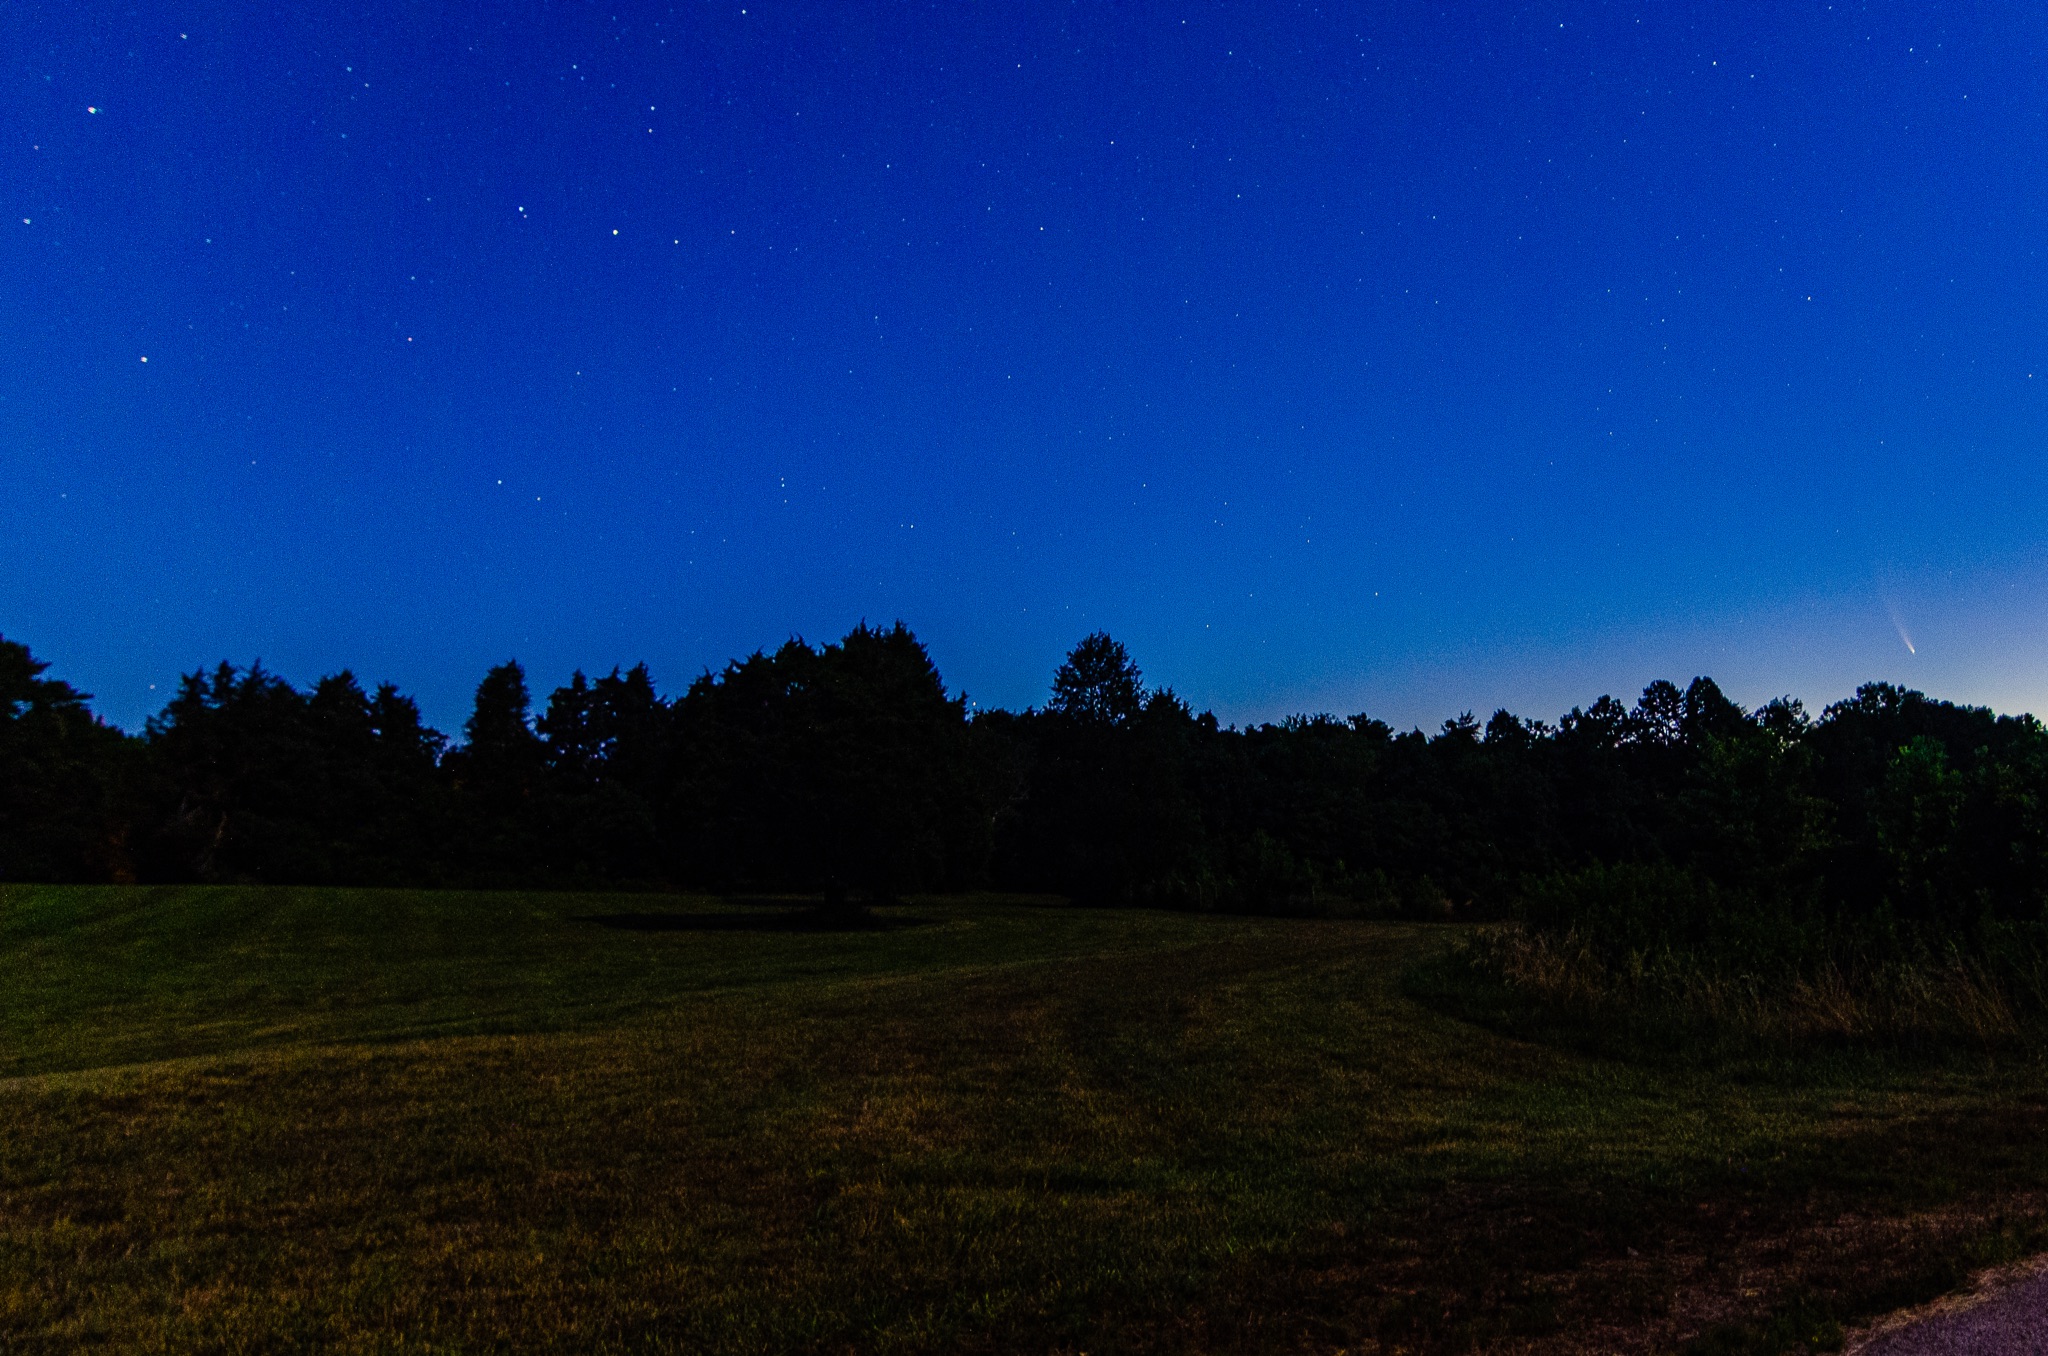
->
[0, 887, 2045, 1352]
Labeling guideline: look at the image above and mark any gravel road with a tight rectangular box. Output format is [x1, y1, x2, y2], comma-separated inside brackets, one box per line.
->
[1853, 1266, 2048, 1355]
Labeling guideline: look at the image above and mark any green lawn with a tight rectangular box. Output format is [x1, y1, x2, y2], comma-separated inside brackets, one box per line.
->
[0, 887, 2043, 1353]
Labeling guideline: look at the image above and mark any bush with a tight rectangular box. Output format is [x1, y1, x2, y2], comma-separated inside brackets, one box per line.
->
[1519, 862, 1824, 977]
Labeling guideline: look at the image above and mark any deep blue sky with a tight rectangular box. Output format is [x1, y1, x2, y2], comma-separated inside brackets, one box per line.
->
[5, 1, 2047, 733]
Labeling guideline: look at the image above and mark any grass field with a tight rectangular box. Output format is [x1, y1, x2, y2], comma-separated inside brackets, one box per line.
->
[1, 888, 2045, 1353]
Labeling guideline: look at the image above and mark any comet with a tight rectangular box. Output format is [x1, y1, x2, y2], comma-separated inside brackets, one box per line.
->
[1886, 601, 1916, 655]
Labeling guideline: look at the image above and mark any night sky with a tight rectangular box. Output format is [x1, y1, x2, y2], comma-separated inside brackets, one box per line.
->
[6, 2, 2047, 733]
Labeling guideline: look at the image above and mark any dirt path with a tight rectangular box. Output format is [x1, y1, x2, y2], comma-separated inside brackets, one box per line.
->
[1850, 1257, 2048, 1354]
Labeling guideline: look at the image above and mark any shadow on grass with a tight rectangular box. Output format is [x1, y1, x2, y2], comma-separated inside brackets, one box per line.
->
[580, 905, 923, 934]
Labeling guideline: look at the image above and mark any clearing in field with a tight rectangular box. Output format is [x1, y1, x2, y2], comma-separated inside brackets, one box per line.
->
[0, 886, 2043, 1353]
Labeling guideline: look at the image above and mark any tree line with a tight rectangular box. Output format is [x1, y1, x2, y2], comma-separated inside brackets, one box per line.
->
[5, 623, 2047, 956]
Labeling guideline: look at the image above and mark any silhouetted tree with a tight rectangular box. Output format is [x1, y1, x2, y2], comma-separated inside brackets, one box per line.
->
[539, 672, 601, 783]
[673, 623, 989, 898]
[533, 666, 668, 883]
[445, 660, 546, 880]
[1048, 632, 1144, 726]
[144, 662, 321, 880]
[139, 663, 447, 884]
[8, 622, 2048, 981]
[1001, 635, 1210, 905]
[0, 636, 133, 881]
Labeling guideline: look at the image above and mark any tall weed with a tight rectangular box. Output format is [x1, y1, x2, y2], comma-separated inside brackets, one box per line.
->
[1442, 924, 2046, 1051]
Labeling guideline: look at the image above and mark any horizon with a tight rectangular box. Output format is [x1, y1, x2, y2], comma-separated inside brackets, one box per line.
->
[14, 614, 2039, 742]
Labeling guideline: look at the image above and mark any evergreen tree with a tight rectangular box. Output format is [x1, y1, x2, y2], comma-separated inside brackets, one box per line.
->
[144, 662, 317, 880]
[446, 660, 546, 880]
[532, 667, 668, 883]
[0, 636, 132, 882]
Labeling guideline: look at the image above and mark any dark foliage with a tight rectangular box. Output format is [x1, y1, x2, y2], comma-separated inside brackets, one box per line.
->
[140, 662, 447, 883]
[994, 635, 1209, 905]
[0, 636, 134, 882]
[672, 622, 992, 898]
[5, 627, 2048, 962]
